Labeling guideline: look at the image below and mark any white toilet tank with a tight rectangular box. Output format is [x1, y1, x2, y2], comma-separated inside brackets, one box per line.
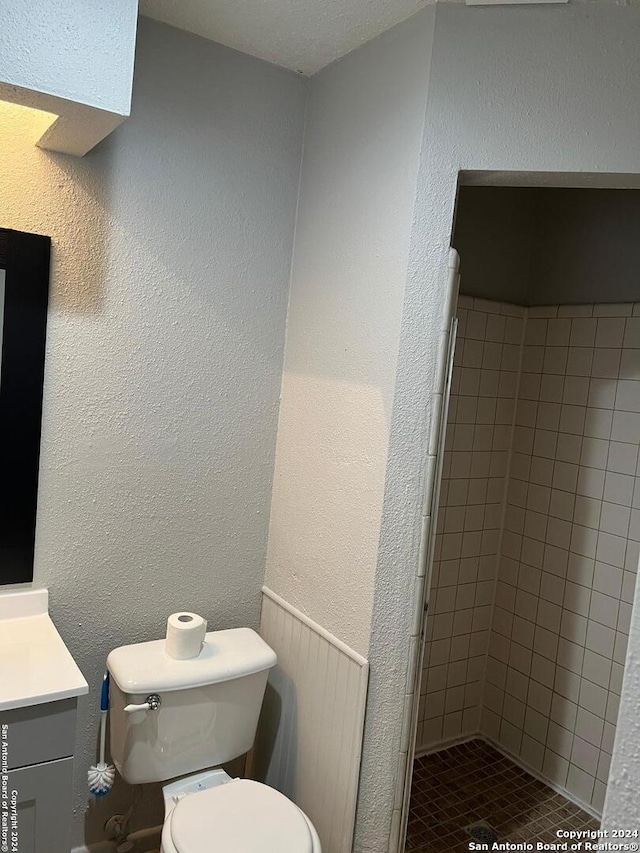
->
[107, 627, 277, 784]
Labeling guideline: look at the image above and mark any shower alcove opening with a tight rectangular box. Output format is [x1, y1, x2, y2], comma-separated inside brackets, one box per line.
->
[407, 186, 640, 852]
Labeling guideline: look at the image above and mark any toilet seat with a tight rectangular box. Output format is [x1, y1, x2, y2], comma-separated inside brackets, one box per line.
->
[169, 778, 314, 852]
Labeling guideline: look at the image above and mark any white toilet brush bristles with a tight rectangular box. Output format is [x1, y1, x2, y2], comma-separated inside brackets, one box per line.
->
[88, 672, 116, 797]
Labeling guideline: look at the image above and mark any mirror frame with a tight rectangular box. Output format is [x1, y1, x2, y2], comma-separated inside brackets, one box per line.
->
[0, 228, 51, 584]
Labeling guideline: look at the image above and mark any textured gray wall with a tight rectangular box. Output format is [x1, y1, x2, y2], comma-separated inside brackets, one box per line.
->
[454, 186, 640, 306]
[265, 9, 435, 658]
[0, 18, 306, 847]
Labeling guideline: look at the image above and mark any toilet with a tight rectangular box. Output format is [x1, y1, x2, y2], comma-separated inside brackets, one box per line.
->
[107, 627, 321, 852]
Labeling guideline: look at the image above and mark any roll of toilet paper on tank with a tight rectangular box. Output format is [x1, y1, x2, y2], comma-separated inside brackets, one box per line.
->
[165, 612, 207, 660]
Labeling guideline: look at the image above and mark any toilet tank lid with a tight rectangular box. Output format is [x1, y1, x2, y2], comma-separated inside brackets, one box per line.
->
[107, 628, 277, 694]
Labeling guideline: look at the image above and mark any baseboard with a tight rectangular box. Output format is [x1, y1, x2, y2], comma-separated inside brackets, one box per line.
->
[414, 731, 479, 759]
[415, 733, 601, 821]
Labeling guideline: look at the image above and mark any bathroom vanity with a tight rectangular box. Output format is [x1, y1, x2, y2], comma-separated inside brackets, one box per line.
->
[0, 589, 87, 853]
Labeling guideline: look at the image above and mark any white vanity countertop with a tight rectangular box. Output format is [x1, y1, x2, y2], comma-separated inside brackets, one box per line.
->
[0, 588, 88, 711]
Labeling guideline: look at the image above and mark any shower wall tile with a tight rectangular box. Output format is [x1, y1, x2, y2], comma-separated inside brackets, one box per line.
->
[417, 295, 524, 750]
[484, 303, 640, 816]
[418, 299, 639, 818]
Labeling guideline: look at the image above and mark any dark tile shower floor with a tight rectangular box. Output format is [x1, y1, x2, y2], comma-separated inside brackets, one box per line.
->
[406, 739, 600, 853]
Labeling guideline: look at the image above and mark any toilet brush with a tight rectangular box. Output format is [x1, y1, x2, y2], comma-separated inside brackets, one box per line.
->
[88, 671, 116, 796]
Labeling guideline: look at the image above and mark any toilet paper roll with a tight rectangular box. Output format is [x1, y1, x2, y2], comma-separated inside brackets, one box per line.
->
[165, 612, 207, 660]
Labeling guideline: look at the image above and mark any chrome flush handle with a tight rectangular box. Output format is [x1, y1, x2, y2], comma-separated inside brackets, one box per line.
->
[124, 694, 162, 714]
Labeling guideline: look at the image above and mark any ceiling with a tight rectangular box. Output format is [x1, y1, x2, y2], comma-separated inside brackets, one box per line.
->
[139, 0, 432, 75]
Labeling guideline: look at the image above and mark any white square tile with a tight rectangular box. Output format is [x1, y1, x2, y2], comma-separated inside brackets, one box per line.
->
[577, 466, 605, 500]
[608, 441, 639, 475]
[549, 488, 576, 520]
[522, 346, 544, 373]
[566, 765, 595, 804]
[525, 318, 548, 345]
[559, 305, 593, 318]
[534, 625, 559, 661]
[602, 721, 616, 753]
[521, 734, 545, 772]
[537, 599, 562, 633]
[594, 304, 633, 318]
[596, 318, 626, 348]
[557, 638, 585, 674]
[556, 433, 583, 465]
[547, 517, 572, 550]
[571, 735, 600, 774]
[563, 376, 590, 406]
[580, 438, 609, 471]
[524, 706, 549, 744]
[567, 553, 595, 587]
[619, 348, 640, 381]
[559, 404, 586, 436]
[603, 471, 635, 507]
[560, 610, 587, 645]
[530, 456, 554, 486]
[584, 407, 613, 440]
[566, 347, 593, 378]
[588, 377, 617, 409]
[596, 531, 627, 569]
[544, 347, 569, 376]
[544, 543, 570, 575]
[611, 410, 640, 443]
[541, 373, 566, 401]
[615, 379, 640, 413]
[623, 317, 640, 348]
[533, 428, 558, 458]
[547, 318, 571, 346]
[551, 693, 578, 730]
[570, 524, 598, 560]
[592, 561, 623, 599]
[570, 318, 597, 347]
[613, 631, 629, 665]
[582, 649, 612, 688]
[573, 495, 602, 528]
[597, 751, 612, 784]
[442, 711, 463, 739]
[554, 461, 579, 493]
[547, 721, 574, 760]
[618, 601, 633, 634]
[575, 706, 605, 748]
[500, 720, 523, 755]
[564, 580, 592, 617]
[621, 571, 637, 604]
[606, 692, 621, 726]
[579, 679, 608, 718]
[591, 348, 621, 379]
[554, 665, 581, 702]
[540, 570, 565, 603]
[600, 502, 631, 537]
[543, 747, 570, 786]
[532, 652, 555, 687]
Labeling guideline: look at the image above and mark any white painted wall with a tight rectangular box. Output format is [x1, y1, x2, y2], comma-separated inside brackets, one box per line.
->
[358, 4, 640, 850]
[0, 0, 137, 114]
[0, 0, 139, 155]
[0, 19, 306, 847]
[264, 12, 435, 657]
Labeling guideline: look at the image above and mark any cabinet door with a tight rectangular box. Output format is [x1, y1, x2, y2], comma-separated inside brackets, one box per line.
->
[6, 758, 73, 853]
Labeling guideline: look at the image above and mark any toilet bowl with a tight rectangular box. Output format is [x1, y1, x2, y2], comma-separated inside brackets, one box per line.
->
[160, 768, 322, 853]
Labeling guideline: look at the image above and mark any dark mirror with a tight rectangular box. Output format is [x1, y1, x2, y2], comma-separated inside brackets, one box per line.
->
[0, 228, 51, 584]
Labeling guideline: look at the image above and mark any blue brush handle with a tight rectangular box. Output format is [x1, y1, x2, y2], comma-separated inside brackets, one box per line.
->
[100, 671, 110, 712]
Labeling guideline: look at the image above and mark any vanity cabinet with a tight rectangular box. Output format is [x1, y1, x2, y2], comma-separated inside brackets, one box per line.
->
[0, 698, 78, 853]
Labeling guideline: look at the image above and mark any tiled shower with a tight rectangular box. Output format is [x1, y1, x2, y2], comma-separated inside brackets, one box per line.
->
[417, 296, 640, 817]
